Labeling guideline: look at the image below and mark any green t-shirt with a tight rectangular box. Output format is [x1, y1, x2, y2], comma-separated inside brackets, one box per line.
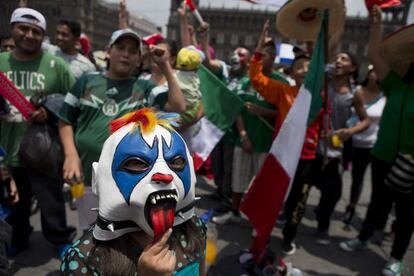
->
[59, 72, 163, 186]
[371, 71, 414, 162]
[0, 51, 76, 166]
[235, 72, 289, 152]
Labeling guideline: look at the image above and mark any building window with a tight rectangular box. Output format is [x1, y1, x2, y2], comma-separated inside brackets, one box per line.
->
[349, 43, 357, 54]
[231, 33, 238, 46]
[217, 33, 224, 45]
[170, 30, 177, 41]
[245, 35, 253, 46]
[363, 45, 368, 56]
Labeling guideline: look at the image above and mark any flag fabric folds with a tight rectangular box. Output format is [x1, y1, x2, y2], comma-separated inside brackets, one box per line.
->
[240, 11, 326, 262]
[190, 65, 244, 170]
[275, 43, 295, 65]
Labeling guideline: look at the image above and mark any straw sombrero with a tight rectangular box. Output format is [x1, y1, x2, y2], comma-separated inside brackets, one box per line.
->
[276, 0, 345, 41]
[381, 24, 414, 77]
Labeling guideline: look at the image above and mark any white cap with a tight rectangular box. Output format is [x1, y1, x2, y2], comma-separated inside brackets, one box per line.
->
[10, 8, 46, 32]
[109, 28, 141, 47]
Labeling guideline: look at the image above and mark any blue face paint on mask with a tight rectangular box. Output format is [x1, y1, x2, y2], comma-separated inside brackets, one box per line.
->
[112, 131, 159, 204]
[162, 131, 191, 195]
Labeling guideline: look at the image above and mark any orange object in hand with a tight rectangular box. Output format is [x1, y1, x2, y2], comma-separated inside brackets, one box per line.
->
[331, 134, 343, 148]
[71, 182, 85, 199]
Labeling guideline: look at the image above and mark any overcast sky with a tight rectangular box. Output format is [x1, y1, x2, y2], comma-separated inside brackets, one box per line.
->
[107, 0, 413, 31]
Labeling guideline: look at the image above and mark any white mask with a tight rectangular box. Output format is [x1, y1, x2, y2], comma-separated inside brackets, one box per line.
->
[92, 109, 196, 241]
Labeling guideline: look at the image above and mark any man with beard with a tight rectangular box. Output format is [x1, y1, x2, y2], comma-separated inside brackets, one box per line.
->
[0, 8, 76, 257]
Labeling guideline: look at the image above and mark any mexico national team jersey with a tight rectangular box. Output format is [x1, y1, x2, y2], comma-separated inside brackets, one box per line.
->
[0, 51, 75, 166]
[59, 72, 162, 185]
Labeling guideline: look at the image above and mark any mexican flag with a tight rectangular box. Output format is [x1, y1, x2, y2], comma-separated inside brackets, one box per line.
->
[242, 0, 288, 7]
[191, 65, 244, 170]
[240, 11, 326, 261]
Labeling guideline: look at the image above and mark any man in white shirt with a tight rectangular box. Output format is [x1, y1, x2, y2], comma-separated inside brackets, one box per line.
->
[44, 20, 95, 79]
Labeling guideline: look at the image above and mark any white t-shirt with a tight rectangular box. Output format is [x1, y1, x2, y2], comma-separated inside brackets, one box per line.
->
[347, 95, 386, 149]
[43, 43, 96, 79]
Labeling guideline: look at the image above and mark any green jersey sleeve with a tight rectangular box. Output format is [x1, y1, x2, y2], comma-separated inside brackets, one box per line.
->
[139, 79, 168, 111]
[58, 75, 87, 125]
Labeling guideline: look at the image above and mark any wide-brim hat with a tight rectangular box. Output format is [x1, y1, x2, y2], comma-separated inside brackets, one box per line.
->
[381, 24, 414, 77]
[276, 0, 345, 42]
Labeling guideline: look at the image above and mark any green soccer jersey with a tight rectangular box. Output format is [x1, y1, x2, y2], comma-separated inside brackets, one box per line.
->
[0, 51, 76, 166]
[372, 71, 414, 162]
[235, 72, 289, 152]
[59, 72, 164, 186]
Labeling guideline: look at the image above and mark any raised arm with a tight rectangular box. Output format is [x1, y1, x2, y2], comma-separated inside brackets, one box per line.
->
[198, 22, 223, 75]
[150, 45, 186, 113]
[368, 5, 390, 81]
[178, 3, 192, 47]
[250, 20, 288, 107]
[119, 0, 129, 29]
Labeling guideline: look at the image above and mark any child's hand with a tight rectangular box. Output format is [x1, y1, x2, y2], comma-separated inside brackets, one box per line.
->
[149, 45, 169, 69]
[245, 102, 263, 116]
[370, 5, 382, 27]
[138, 229, 176, 276]
[256, 20, 270, 53]
[8, 178, 19, 205]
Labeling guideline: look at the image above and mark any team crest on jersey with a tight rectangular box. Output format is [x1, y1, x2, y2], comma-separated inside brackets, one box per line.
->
[102, 99, 119, 116]
[105, 87, 119, 96]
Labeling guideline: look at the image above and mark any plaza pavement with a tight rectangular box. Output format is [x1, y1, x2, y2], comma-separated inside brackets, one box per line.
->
[11, 169, 414, 276]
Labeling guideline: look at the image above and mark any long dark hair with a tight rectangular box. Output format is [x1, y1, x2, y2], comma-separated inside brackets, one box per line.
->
[92, 217, 205, 276]
[342, 51, 359, 84]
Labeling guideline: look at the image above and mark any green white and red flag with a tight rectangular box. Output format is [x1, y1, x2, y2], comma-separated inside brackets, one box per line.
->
[240, 11, 326, 262]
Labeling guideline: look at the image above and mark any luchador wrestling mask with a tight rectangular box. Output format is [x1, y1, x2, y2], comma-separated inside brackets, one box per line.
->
[92, 108, 196, 241]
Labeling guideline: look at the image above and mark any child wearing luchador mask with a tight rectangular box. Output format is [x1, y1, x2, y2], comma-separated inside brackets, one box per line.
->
[60, 109, 206, 275]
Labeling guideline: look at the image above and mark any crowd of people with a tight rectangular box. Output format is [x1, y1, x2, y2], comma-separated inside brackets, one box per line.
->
[0, 0, 413, 275]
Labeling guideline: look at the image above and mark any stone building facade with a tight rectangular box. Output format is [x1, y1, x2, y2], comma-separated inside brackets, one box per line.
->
[167, 0, 412, 79]
[1, 0, 158, 50]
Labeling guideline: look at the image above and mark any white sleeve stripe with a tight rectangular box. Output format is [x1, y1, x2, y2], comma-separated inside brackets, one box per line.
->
[64, 93, 80, 108]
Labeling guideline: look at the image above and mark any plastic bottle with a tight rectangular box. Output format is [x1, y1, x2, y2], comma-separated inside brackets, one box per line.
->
[331, 134, 343, 148]
[71, 182, 85, 199]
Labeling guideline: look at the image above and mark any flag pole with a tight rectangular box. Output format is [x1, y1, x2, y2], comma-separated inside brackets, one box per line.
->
[322, 10, 329, 169]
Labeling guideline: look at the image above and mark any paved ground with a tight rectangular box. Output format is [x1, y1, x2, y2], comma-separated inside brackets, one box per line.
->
[11, 169, 414, 276]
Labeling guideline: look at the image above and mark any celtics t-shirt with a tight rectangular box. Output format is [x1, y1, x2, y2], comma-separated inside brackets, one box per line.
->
[59, 72, 163, 186]
[0, 51, 76, 166]
[235, 72, 289, 152]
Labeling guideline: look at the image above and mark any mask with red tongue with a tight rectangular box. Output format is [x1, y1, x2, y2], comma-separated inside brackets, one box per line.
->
[91, 109, 196, 242]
